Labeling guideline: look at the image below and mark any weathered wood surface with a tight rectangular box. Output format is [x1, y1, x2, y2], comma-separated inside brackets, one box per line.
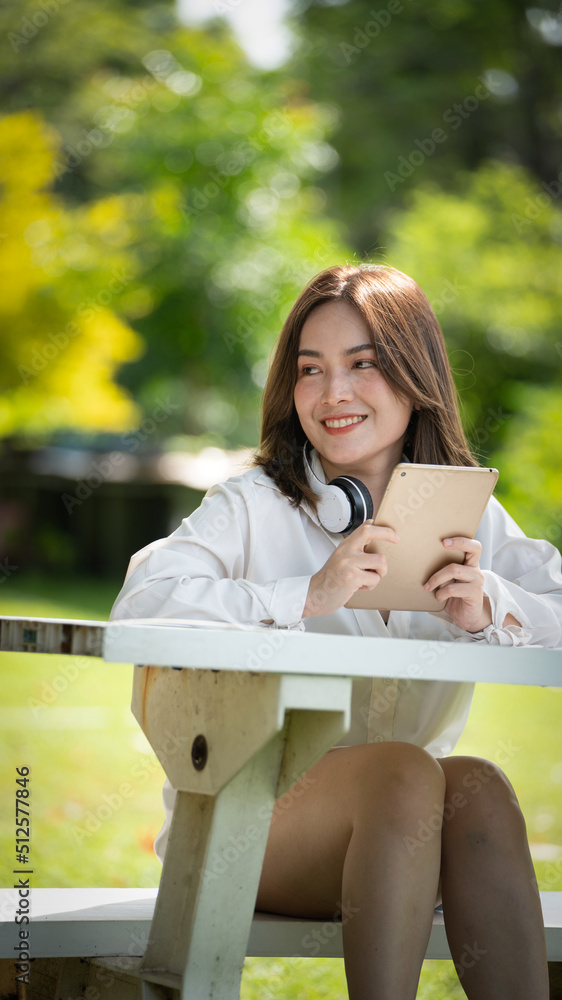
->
[0, 615, 104, 656]
[134, 665, 351, 999]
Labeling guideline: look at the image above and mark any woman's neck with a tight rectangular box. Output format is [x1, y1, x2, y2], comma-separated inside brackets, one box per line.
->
[319, 448, 404, 517]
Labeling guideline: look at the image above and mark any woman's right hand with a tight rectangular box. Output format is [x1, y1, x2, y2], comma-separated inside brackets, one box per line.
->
[302, 521, 400, 618]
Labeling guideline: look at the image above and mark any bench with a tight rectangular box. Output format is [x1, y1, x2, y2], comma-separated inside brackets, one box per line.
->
[0, 887, 560, 996]
[1, 615, 562, 999]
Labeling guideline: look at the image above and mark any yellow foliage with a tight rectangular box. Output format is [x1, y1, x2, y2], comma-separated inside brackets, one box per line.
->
[50, 309, 143, 427]
[0, 111, 58, 192]
[0, 113, 62, 312]
[0, 111, 145, 438]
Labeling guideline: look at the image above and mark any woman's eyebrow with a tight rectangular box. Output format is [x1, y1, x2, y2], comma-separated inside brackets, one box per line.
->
[297, 343, 375, 358]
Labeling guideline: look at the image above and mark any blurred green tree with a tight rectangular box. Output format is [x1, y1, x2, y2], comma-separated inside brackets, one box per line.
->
[384, 160, 562, 457]
[286, 0, 562, 253]
[2, 0, 561, 477]
[490, 383, 562, 542]
[0, 0, 349, 447]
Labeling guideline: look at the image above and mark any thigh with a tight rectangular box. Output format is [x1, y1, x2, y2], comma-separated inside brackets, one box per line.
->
[256, 746, 352, 918]
[256, 740, 442, 919]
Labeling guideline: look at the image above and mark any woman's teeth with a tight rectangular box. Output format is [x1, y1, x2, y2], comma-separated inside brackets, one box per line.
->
[324, 416, 366, 428]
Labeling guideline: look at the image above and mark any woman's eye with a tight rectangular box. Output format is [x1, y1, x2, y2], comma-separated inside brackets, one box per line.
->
[301, 365, 320, 375]
[355, 359, 377, 369]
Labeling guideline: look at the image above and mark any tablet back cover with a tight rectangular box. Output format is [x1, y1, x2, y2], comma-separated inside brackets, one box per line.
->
[346, 464, 498, 612]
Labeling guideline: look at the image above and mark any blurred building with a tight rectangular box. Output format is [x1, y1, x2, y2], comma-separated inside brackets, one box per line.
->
[0, 443, 253, 580]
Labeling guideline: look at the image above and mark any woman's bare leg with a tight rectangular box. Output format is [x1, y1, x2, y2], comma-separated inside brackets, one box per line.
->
[256, 741, 445, 1000]
[437, 755, 549, 999]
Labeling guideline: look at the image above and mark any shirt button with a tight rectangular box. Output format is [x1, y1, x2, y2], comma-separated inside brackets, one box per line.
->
[372, 734, 385, 742]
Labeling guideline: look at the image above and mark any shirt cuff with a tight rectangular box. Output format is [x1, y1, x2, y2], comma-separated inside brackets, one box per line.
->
[267, 575, 311, 629]
[469, 622, 535, 646]
[469, 570, 533, 646]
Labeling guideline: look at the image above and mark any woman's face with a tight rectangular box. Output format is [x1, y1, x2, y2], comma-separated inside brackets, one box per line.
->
[293, 299, 413, 481]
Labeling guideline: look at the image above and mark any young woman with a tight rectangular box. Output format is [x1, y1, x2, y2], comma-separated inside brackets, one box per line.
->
[112, 264, 562, 999]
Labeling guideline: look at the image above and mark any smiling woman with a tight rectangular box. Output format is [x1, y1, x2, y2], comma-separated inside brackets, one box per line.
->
[256, 265, 476, 516]
[293, 300, 414, 513]
[111, 263, 562, 1000]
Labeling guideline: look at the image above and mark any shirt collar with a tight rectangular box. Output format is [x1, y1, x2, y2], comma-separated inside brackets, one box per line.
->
[307, 448, 411, 487]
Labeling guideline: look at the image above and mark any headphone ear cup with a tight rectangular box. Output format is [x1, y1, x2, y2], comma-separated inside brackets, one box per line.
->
[301, 444, 373, 534]
[315, 485, 355, 534]
[328, 476, 373, 533]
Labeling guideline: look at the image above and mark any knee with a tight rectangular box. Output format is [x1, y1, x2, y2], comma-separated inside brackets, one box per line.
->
[355, 741, 446, 825]
[441, 756, 527, 842]
[382, 741, 446, 794]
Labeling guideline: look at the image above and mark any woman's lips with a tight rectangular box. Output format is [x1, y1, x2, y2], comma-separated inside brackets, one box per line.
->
[321, 415, 367, 435]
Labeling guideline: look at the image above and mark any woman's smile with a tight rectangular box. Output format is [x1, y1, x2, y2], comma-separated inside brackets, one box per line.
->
[322, 413, 368, 433]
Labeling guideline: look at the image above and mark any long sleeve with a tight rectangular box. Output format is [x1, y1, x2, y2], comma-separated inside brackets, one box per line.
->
[441, 496, 562, 648]
[110, 475, 310, 629]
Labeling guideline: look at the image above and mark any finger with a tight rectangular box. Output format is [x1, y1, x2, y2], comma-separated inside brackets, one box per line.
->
[356, 526, 401, 548]
[358, 571, 382, 591]
[443, 536, 482, 566]
[357, 553, 388, 577]
[434, 581, 480, 602]
[371, 524, 401, 543]
[424, 563, 482, 592]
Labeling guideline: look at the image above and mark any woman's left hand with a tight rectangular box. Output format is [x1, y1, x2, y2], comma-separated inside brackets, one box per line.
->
[424, 536, 493, 633]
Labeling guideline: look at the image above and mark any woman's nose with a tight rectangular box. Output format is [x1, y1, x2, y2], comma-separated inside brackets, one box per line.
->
[321, 369, 353, 405]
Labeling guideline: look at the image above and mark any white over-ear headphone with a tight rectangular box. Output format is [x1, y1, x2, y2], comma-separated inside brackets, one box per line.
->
[303, 445, 374, 534]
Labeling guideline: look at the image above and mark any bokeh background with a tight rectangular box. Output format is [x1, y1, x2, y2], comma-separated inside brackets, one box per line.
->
[1, 1, 562, 996]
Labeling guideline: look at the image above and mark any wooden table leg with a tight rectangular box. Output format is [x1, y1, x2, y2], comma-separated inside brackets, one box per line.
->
[141, 733, 286, 998]
[132, 666, 351, 1000]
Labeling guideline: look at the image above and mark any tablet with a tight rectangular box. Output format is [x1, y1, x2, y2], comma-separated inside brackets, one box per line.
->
[345, 463, 498, 612]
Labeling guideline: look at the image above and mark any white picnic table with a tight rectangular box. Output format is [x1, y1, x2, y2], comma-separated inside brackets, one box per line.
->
[1, 615, 561, 1000]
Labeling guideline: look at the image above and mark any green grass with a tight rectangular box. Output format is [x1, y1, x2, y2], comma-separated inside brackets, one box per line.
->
[1, 572, 561, 998]
[1, 573, 162, 890]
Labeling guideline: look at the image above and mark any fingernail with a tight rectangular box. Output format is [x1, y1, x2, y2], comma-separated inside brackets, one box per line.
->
[444, 538, 452, 546]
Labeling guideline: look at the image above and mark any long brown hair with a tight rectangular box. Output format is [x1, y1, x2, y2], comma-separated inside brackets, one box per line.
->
[254, 264, 477, 510]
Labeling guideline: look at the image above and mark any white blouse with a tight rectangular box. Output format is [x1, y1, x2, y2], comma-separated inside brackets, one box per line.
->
[110, 456, 562, 860]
